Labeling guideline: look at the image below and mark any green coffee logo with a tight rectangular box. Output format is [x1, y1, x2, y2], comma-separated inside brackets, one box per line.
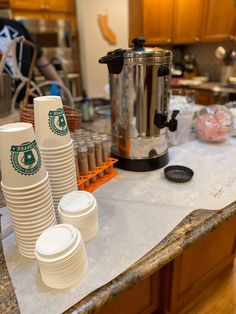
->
[48, 108, 68, 136]
[10, 140, 41, 176]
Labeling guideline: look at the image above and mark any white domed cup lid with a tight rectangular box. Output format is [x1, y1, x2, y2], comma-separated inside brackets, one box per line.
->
[35, 224, 80, 260]
[59, 191, 96, 216]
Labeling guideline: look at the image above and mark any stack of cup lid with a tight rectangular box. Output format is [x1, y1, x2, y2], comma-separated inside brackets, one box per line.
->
[35, 224, 88, 289]
[58, 191, 99, 242]
[34, 96, 78, 213]
[0, 122, 56, 258]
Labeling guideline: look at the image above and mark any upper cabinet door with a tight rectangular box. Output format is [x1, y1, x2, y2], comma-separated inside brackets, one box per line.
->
[172, 0, 204, 44]
[47, 0, 75, 13]
[142, 0, 173, 45]
[10, 0, 43, 10]
[201, 0, 235, 42]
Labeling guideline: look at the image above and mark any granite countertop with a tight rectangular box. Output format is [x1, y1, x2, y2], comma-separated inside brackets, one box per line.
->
[172, 81, 236, 94]
[1, 187, 236, 314]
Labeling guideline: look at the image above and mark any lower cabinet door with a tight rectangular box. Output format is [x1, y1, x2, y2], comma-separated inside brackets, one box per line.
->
[100, 271, 160, 314]
[164, 214, 236, 313]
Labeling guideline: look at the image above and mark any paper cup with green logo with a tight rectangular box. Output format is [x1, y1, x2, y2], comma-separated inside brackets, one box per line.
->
[34, 96, 71, 148]
[0, 123, 47, 188]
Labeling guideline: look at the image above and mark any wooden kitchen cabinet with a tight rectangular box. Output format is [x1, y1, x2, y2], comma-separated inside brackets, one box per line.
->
[200, 0, 235, 42]
[9, 0, 43, 10]
[142, 0, 173, 45]
[161, 214, 236, 313]
[96, 214, 236, 314]
[47, 0, 75, 13]
[99, 272, 161, 314]
[129, 0, 204, 45]
[172, 0, 204, 44]
[1, 0, 74, 13]
[129, 0, 235, 45]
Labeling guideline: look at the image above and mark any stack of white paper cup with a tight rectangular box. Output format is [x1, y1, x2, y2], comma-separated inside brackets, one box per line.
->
[58, 191, 99, 242]
[34, 96, 78, 212]
[0, 122, 56, 258]
[35, 224, 88, 289]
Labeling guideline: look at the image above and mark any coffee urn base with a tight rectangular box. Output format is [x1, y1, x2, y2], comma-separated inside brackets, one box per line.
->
[111, 152, 169, 172]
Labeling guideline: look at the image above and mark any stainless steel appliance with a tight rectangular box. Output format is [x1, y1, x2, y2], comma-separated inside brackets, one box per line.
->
[99, 38, 179, 171]
[16, 18, 82, 96]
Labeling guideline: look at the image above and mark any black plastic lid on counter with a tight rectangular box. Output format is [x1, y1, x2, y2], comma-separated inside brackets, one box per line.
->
[164, 165, 194, 183]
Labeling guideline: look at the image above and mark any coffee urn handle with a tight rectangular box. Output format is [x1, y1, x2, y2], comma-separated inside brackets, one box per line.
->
[154, 110, 180, 132]
[99, 49, 124, 74]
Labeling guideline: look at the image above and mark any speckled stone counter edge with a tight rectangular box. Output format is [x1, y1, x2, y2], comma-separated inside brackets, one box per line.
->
[65, 202, 236, 314]
[1, 195, 236, 314]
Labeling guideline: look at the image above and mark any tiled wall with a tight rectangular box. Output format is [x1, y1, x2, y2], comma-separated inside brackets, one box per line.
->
[184, 41, 236, 82]
[160, 41, 236, 82]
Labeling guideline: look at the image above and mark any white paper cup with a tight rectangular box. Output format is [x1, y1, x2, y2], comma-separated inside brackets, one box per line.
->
[49, 172, 77, 183]
[2, 185, 51, 201]
[14, 218, 57, 259]
[4, 186, 52, 204]
[34, 96, 71, 149]
[41, 153, 75, 164]
[5, 191, 53, 209]
[50, 181, 78, 193]
[1, 172, 49, 193]
[13, 216, 57, 234]
[42, 164, 76, 175]
[40, 155, 75, 164]
[39, 140, 73, 154]
[52, 185, 78, 195]
[48, 172, 76, 183]
[7, 196, 53, 215]
[9, 205, 55, 221]
[42, 160, 76, 171]
[0, 123, 47, 188]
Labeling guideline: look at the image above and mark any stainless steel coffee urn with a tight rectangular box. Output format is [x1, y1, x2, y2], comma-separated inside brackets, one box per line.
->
[99, 38, 179, 171]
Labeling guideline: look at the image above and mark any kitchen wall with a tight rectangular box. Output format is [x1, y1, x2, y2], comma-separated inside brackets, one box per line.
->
[184, 41, 236, 81]
[76, 1, 235, 98]
[76, 0, 129, 99]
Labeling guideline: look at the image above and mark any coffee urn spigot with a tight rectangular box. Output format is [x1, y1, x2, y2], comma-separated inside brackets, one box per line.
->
[154, 110, 180, 132]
